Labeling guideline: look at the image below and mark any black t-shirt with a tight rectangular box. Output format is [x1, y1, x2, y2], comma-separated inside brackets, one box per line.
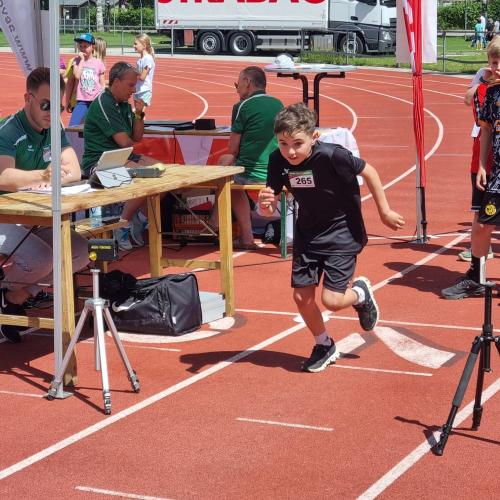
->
[267, 141, 367, 255]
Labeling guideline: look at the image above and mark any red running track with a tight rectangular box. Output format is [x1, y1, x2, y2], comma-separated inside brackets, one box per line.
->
[0, 53, 498, 499]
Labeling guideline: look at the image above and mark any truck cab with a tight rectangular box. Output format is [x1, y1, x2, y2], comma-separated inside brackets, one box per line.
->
[329, 0, 396, 54]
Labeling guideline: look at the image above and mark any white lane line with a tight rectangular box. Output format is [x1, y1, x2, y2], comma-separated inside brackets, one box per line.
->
[237, 308, 491, 333]
[317, 82, 444, 201]
[372, 233, 469, 292]
[75, 486, 173, 500]
[0, 321, 316, 481]
[0, 390, 44, 398]
[337, 333, 366, 353]
[154, 79, 208, 120]
[236, 418, 333, 432]
[118, 345, 182, 353]
[0, 229, 471, 480]
[373, 327, 455, 369]
[357, 377, 500, 500]
[330, 365, 432, 377]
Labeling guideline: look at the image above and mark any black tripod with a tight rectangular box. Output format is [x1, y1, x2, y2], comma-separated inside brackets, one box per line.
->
[434, 279, 500, 455]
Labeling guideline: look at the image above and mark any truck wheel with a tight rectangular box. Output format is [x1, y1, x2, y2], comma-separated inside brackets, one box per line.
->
[199, 32, 221, 55]
[339, 34, 364, 55]
[229, 32, 253, 56]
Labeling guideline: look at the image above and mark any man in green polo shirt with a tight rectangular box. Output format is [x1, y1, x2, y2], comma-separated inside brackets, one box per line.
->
[82, 61, 157, 251]
[214, 66, 284, 250]
[0, 67, 89, 343]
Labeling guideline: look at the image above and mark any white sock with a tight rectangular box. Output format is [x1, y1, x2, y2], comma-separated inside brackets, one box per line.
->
[352, 286, 365, 305]
[314, 331, 331, 346]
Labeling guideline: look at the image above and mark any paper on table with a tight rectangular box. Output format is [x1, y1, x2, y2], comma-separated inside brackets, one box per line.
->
[20, 183, 94, 195]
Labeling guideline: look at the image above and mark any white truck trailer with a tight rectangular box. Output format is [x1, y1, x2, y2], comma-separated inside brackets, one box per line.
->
[155, 0, 396, 56]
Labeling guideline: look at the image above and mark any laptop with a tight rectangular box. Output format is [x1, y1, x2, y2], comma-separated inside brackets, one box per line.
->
[96, 147, 134, 171]
[91, 147, 133, 188]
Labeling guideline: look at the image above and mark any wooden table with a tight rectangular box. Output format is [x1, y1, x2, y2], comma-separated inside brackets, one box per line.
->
[0, 164, 243, 385]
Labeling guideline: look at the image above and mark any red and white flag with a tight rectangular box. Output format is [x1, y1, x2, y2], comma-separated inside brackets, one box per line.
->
[396, 0, 437, 66]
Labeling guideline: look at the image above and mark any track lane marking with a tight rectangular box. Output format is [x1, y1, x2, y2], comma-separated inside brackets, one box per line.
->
[236, 418, 334, 432]
[0, 390, 44, 398]
[0, 321, 313, 481]
[75, 486, 173, 499]
[373, 327, 455, 369]
[237, 309, 494, 333]
[329, 365, 432, 377]
[357, 377, 500, 499]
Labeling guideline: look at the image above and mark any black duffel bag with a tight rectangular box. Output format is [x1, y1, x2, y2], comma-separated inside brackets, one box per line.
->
[103, 272, 202, 336]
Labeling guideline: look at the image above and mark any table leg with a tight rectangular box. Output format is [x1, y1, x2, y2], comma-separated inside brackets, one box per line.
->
[148, 194, 162, 277]
[61, 216, 77, 386]
[217, 177, 235, 316]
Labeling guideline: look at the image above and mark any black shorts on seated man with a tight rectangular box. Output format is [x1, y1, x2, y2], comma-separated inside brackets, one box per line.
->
[82, 61, 158, 251]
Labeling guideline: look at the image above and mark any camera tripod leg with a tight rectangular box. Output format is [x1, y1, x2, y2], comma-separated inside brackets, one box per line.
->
[434, 336, 482, 456]
[103, 307, 140, 393]
[47, 305, 91, 400]
[472, 347, 486, 430]
[94, 301, 112, 415]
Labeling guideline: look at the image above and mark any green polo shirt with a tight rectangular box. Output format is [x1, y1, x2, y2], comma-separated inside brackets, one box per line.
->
[231, 90, 284, 183]
[82, 88, 134, 174]
[0, 109, 69, 172]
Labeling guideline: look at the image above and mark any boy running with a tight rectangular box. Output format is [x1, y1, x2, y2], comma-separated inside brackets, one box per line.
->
[258, 104, 405, 372]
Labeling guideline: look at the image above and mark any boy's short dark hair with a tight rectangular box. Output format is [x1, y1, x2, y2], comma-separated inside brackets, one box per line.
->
[274, 103, 316, 136]
[27, 67, 65, 94]
[109, 61, 138, 86]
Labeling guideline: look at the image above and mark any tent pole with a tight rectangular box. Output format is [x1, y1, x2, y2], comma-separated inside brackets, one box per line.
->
[49, 0, 71, 399]
[415, 155, 428, 244]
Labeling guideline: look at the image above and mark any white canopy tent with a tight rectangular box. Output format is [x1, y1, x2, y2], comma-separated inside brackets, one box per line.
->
[0, 0, 67, 397]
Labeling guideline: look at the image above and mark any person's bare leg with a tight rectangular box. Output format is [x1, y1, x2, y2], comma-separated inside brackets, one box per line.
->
[321, 287, 358, 312]
[471, 221, 494, 257]
[231, 189, 253, 244]
[4, 288, 31, 305]
[293, 286, 326, 338]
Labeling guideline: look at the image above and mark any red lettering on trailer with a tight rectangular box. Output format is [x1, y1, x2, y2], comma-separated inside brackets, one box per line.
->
[158, 0, 325, 3]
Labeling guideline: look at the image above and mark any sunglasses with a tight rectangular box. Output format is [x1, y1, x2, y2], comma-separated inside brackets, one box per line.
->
[29, 92, 64, 113]
[233, 77, 249, 90]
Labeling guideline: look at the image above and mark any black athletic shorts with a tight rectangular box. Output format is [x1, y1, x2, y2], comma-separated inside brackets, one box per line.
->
[471, 173, 487, 211]
[291, 251, 357, 293]
[478, 192, 500, 225]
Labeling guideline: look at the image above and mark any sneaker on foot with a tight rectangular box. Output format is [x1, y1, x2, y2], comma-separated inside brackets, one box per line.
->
[441, 275, 485, 300]
[114, 226, 133, 251]
[302, 340, 339, 373]
[22, 291, 54, 309]
[129, 212, 146, 247]
[352, 277, 379, 331]
[0, 289, 27, 343]
[457, 247, 493, 262]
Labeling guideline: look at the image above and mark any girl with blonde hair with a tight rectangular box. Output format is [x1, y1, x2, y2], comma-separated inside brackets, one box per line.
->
[133, 33, 155, 108]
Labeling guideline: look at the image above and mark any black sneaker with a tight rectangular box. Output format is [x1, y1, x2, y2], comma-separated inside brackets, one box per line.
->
[352, 277, 379, 331]
[23, 291, 54, 309]
[302, 339, 339, 373]
[0, 289, 27, 343]
[441, 275, 485, 300]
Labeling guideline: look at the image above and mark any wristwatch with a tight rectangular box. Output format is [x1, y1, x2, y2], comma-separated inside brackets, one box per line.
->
[134, 111, 145, 120]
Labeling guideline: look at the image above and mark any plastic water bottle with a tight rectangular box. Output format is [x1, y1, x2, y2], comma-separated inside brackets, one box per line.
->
[89, 206, 102, 227]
